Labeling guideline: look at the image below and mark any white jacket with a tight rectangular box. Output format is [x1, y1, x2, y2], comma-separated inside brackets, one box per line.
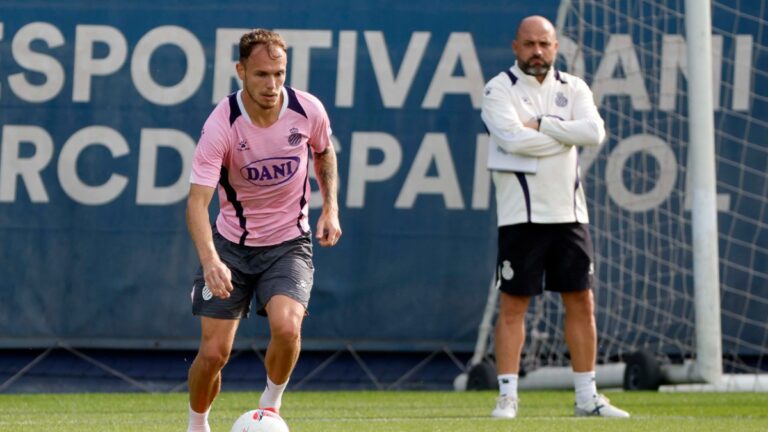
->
[481, 62, 605, 226]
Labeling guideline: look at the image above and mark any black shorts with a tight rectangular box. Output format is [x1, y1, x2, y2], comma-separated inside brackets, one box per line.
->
[496, 223, 594, 296]
[191, 228, 314, 319]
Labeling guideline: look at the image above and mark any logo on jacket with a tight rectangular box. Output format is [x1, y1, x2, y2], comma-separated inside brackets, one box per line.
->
[288, 127, 303, 147]
[555, 92, 568, 107]
[240, 156, 301, 186]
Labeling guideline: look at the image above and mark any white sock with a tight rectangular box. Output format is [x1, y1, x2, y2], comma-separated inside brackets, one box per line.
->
[497, 374, 518, 399]
[573, 371, 597, 407]
[259, 376, 289, 410]
[187, 404, 211, 432]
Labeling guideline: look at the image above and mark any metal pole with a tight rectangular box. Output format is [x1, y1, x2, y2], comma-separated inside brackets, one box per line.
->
[684, 0, 723, 384]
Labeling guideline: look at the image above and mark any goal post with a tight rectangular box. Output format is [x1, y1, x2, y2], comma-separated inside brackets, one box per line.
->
[684, 0, 723, 385]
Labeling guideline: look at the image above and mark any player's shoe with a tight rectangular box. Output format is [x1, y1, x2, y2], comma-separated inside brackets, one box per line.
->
[574, 394, 630, 418]
[491, 395, 518, 419]
[261, 407, 280, 416]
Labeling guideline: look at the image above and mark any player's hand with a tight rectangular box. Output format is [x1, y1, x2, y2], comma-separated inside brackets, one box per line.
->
[524, 116, 541, 130]
[316, 210, 342, 247]
[202, 258, 234, 299]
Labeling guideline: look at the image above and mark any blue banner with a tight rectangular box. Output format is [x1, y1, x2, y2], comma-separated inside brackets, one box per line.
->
[0, 0, 764, 357]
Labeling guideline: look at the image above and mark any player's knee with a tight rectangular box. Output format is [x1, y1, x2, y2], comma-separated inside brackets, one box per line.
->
[197, 345, 231, 370]
[497, 304, 528, 333]
[564, 290, 594, 316]
[498, 308, 526, 327]
[270, 318, 301, 344]
[499, 295, 529, 321]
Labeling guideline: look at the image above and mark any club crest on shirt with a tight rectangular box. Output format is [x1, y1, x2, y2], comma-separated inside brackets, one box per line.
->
[288, 127, 303, 147]
[240, 156, 301, 186]
[555, 91, 568, 107]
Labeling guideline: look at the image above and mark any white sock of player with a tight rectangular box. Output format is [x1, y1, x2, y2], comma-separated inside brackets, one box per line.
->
[497, 374, 518, 399]
[573, 371, 598, 407]
[187, 404, 211, 432]
[259, 376, 288, 410]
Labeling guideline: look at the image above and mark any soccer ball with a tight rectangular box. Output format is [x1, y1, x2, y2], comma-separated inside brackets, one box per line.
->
[230, 409, 289, 432]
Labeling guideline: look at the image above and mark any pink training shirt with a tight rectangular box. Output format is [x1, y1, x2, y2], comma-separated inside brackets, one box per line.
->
[190, 87, 332, 247]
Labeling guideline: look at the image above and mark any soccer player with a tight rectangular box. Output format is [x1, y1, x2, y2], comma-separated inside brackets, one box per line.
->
[185, 29, 341, 432]
[481, 16, 630, 419]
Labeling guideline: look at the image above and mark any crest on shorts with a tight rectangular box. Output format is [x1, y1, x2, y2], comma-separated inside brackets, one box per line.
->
[288, 127, 303, 147]
[501, 261, 514, 280]
[202, 284, 213, 301]
[555, 91, 568, 107]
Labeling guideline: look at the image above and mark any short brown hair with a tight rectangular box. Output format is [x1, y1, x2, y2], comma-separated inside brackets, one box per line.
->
[239, 29, 287, 61]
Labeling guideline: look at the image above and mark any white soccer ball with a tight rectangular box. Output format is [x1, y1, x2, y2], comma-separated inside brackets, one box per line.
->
[230, 409, 289, 432]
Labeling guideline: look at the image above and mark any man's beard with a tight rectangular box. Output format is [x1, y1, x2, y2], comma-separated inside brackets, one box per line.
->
[520, 57, 551, 77]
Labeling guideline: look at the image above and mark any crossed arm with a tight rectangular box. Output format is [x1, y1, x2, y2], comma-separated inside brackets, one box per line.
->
[481, 78, 605, 157]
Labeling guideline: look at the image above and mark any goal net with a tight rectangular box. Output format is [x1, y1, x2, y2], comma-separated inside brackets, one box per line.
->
[515, 0, 768, 383]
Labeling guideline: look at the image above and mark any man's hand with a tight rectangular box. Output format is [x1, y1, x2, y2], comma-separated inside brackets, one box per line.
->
[524, 116, 541, 130]
[202, 257, 234, 299]
[316, 209, 342, 247]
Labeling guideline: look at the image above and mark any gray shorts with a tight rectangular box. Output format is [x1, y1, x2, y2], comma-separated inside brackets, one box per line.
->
[191, 229, 314, 319]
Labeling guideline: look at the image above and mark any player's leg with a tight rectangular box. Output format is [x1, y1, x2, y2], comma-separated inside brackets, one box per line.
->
[495, 293, 531, 374]
[550, 223, 629, 418]
[560, 289, 600, 406]
[561, 289, 628, 417]
[187, 317, 239, 432]
[493, 292, 531, 418]
[188, 227, 255, 431]
[259, 295, 306, 411]
[252, 235, 314, 412]
[561, 289, 597, 372]
[492, 223, 546, 419]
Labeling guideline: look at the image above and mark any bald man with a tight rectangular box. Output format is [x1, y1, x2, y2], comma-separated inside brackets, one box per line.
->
[481, 16, 629, 419]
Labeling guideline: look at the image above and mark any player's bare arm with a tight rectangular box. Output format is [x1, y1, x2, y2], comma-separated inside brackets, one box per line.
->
[186, 183, 233, 298]
[313, 146, 342, 247]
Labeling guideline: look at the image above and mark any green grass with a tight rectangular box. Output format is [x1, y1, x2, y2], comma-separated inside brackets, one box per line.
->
[1, 390, 767, 431]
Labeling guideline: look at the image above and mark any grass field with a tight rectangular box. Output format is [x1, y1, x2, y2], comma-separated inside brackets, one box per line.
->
[1, 390, 767, 431]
